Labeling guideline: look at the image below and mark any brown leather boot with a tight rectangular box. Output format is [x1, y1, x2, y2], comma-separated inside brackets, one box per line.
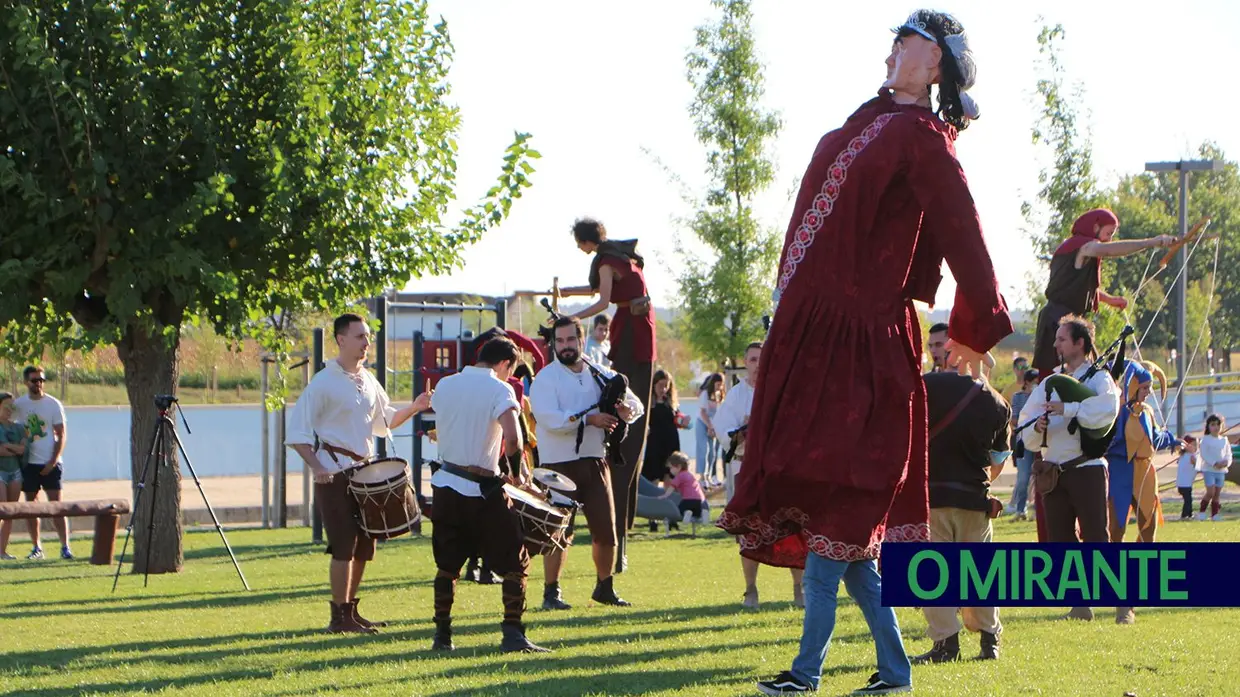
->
[350, 598, 388, 629]
[326, 601, 345, 633]
[330, 601, 378, 634]
[911, 632, 960, 664]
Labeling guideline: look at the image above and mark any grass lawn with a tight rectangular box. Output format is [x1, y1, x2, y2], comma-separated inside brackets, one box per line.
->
[1, 511, 1237, 697]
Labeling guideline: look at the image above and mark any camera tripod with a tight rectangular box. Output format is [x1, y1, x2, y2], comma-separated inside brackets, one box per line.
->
[112, 396, 250, 592]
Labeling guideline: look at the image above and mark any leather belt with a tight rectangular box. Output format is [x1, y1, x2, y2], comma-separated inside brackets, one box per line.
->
[440, 461, 499, 483]
[1039, 453, 1092, 471]
[319, 442, 365, 464]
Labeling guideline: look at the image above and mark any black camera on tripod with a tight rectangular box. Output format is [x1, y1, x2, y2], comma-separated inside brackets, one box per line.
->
[153, 394, 178, 410]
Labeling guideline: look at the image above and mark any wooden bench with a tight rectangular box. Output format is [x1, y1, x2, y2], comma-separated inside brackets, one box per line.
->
[0, 499, 130, 565]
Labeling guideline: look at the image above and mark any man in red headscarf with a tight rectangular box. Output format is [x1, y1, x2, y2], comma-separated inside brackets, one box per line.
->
[1031, 209, 1176, 376]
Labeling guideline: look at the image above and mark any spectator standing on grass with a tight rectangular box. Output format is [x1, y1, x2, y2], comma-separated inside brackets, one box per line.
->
[1002, 355, 1028, 403]
[1006, 368, 1039, 520]
[0, 392, 29, 560]
[696, 373, 725, 487]
[643, 369, 687, 532]
[1175, 435, 1200, 521]
[12, 367, 71, 560]
[1198, 414, 1231, 521]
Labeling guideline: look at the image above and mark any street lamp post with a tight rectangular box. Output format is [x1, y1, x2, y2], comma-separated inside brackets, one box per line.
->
[1143, 159, 1222, 435]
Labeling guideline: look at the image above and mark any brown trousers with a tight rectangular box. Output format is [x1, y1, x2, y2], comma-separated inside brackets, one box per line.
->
[1043, 465, 1109, 543]
[609, 322, 653, 573]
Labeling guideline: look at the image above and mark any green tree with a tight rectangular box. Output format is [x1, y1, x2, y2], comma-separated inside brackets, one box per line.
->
[0, 0, 537, 573]
[1021, 23, 1109, 326]
[676, 0, 782, 368]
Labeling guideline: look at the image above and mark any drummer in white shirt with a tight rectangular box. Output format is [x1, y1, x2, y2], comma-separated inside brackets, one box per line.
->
[427, 336, 550, 654]
[287, 313, 430, 635]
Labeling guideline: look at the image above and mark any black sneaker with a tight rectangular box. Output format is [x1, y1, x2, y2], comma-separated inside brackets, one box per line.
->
[757, 671, 814, 695]
[851, 672, 911, 695]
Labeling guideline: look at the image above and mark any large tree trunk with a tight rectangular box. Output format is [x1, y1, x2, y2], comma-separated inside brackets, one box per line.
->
[117, 322, 183, 574]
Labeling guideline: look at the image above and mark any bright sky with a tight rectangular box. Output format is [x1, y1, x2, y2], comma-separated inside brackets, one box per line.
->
[414, 0, 1239, 312]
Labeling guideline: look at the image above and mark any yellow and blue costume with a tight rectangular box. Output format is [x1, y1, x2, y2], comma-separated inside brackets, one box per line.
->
[1106, 360, 1176, 542]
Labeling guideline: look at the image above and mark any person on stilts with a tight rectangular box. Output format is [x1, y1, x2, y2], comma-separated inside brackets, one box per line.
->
[1029, 209, 1175, 540]
[724, 10, 1014, 695]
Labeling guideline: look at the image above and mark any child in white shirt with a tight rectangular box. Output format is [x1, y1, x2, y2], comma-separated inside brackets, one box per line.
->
[1198, 414, 1232, 521]
[1175, 435, 1200, 521]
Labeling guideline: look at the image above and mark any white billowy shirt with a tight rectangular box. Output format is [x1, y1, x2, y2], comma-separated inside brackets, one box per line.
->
[285, 360, 397, 473]
[428, 366, 520, 498]
[530, 359, 644, 465]
[1018, 361, 1120, 468]
[712, 379, 755, 461]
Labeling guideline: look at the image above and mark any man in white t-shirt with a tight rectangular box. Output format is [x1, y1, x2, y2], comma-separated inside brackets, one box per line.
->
[428, 336, 549, 654]
[287, 313, 430, 634]
[713, 343, 804, 610]
[13, 366, 70, 560]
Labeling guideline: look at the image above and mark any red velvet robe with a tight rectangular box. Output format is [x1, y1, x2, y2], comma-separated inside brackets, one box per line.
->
[717, 91, 1013, 567]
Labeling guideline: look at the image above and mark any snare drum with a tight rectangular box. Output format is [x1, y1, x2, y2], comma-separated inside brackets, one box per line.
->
[348, 456, 421, 539]
[504, 484, 572, 555]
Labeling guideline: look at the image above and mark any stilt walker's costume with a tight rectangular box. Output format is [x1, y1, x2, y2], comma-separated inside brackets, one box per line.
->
[1106, 360, 1176, 543]
[1030, 208, 1117, 542]
[717, 91, 1012, 568]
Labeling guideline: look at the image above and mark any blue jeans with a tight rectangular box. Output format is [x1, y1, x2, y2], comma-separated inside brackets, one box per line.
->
[695, 419, 719, 479]
[790, 554, 912, 689]
[1010, 449, 1035, 514]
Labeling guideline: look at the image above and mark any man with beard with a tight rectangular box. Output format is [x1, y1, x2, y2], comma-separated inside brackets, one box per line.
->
[530, 316, 644, 609]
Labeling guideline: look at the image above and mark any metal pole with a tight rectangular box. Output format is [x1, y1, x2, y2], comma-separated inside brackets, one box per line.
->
[1176, 169, 1188, 436]
[412, 330, 425, 501]
[260, 360, 270, 529]
[311, 328, 324, 543]
[375, 295, 389, 458]
[275, 361, 286, 528]
[302, 350, 311, 528]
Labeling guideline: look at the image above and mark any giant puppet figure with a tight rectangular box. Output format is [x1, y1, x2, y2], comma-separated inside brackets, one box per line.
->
[724, 10, 1014, 696]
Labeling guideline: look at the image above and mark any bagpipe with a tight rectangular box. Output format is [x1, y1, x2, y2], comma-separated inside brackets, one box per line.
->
[539, 298, 631, 465]
[1015, 324, 1134, 458]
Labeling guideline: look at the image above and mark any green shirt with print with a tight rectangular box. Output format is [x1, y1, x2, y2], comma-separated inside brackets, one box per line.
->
[0, 421, 26, 473]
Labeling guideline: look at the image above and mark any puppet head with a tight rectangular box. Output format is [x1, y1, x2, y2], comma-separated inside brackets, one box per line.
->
[887, 10, 979, 129]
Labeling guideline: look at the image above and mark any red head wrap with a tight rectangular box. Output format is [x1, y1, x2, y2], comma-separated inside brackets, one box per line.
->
[1054, 208, 1119, 257]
